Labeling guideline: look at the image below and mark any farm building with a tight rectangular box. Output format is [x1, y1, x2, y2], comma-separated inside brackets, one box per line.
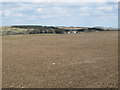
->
[64, 29, 86, 34]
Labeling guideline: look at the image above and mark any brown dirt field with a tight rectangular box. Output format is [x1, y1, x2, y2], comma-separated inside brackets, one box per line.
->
[2, 31, 118, 88]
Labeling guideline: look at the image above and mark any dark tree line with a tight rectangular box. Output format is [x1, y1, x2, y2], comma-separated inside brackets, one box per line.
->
[2, 25, 111, 36]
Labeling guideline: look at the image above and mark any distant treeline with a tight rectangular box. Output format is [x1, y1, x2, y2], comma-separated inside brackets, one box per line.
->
[1, 25, 118, 35]
[2, 25, 65, 35]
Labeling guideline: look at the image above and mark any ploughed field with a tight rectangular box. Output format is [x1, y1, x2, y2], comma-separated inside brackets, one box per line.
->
[2, 31, 118, 88]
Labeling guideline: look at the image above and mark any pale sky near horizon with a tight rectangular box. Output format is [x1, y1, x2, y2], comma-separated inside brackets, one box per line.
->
[1, 2, 118, 28]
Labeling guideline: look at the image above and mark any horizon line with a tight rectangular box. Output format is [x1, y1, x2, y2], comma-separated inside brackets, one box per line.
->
[0, 25, 118, 28]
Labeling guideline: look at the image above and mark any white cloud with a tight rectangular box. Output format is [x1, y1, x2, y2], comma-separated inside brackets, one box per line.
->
[34, 2, 117, 19]
[18, 3, 33, 10]
[2, 10, 12, 16]
[79, 13, 89, 16]
[97, 6, 113, 11]
[80, 7, 89, 11]
[1, 0, 119, 2]
[2, 9, 26, 17]
[0, 11, 2, 15]
[37, 8, 43, 12]
[14, 13, 25, 17]
[94, 10, 106, 16]
[26, 15, 37, 20]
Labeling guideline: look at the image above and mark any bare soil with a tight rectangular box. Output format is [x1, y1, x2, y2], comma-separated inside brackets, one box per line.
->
[2, 31, 118, 88]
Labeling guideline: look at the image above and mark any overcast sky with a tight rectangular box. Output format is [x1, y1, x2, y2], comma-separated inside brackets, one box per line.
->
[1, 2, 118, 28]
